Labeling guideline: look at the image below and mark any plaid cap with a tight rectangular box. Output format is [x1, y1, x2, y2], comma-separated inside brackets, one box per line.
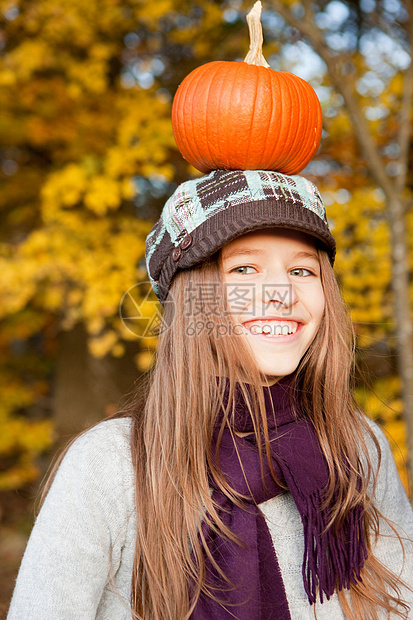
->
[145, 169, 336, 304]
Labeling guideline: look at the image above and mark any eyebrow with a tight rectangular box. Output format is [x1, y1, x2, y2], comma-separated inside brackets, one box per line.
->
[222, 248, 320, 261]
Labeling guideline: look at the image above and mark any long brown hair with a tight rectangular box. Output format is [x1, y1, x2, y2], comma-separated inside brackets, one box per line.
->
[41, 246, 411, 619]
[126, 247, 410, 619]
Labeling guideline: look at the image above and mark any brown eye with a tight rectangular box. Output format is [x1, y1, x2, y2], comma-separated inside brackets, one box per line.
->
[290, 268, 313, 277]
[230, 266, 256, 275]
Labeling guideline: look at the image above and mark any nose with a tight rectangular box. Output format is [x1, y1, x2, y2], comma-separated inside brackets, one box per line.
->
[260, 267, 299, 313]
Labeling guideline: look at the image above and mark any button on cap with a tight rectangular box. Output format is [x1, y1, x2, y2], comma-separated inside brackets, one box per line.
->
[180, 234, 193, 250]
[172, 246, 182, 261]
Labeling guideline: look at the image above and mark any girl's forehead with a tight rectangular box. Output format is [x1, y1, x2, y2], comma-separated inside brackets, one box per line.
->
[221, 228, 318, 256]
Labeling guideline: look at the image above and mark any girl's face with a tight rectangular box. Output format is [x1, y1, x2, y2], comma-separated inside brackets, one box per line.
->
[220, 228, 325, 382]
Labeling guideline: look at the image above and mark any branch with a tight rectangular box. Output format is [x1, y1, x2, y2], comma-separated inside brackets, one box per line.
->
[366, 9, 410, 53]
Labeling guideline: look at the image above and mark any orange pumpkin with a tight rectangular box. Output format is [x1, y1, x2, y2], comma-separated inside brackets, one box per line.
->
[172, 2, 322, 175]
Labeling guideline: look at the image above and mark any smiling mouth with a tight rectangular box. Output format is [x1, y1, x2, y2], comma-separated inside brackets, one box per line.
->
[243, 320, 300, 337]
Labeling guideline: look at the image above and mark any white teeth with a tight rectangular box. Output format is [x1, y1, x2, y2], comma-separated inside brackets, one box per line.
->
[247, 321, 298, 337]
[251, 325, 262, 334]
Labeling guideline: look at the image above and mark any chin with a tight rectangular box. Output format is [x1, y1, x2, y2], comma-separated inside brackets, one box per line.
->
[258, 362, 300, 378]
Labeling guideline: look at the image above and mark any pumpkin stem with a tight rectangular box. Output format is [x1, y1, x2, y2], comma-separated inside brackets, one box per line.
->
[243, 1, 270, 68]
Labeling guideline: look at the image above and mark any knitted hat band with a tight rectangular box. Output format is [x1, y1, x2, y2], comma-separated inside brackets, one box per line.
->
[145, 170, 336, 304]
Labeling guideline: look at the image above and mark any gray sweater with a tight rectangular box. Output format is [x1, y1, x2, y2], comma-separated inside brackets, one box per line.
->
[7, 417, 413, 619]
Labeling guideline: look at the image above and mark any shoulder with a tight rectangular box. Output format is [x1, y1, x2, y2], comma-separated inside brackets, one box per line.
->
[361, 415, 399, 485]
[358, 415, 396, 471]
[364, 415, 391, 449]
[361, 416, 413, 531]
[362, 416, 406, 485]
[42, 417, 135, 523]
[62, 416, 133, 466]
[59, 417, 133, 481]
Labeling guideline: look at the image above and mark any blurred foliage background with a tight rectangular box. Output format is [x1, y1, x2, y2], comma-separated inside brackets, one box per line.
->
[0, 0, 412, 613]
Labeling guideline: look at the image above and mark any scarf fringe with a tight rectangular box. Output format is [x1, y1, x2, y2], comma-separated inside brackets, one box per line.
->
[302, 489, 368, 604]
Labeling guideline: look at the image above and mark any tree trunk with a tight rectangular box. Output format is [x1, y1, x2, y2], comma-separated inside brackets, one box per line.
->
[387, 198, 413, 490]
[54, 323, 139, 443]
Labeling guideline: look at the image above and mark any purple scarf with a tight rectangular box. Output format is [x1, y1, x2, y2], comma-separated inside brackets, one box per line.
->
[191, 374, 367, 619]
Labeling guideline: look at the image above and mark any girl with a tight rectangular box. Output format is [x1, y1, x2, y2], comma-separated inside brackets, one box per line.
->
[7, 169, 413, 619]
